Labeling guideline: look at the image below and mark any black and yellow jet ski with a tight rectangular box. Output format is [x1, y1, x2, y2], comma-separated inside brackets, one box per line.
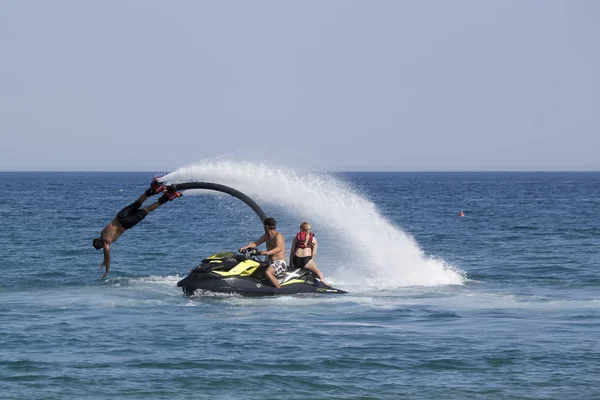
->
[177, 249, 347, 296]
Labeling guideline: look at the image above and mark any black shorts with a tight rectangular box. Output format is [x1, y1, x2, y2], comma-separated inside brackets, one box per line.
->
[293, 255, 312, 269]
[116, 201, 148, 230]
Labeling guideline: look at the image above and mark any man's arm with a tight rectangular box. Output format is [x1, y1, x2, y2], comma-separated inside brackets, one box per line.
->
[312, 237, 318, 260]
[101, 243, 111, 278]
[263, 233, 284, 256]
[239, 234, 266, 252]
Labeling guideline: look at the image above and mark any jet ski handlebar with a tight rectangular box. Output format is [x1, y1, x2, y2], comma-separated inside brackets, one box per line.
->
[240, 248, 266, 262]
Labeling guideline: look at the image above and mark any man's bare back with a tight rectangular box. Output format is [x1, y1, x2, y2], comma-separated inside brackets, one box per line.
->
[100, 219, 125, 247]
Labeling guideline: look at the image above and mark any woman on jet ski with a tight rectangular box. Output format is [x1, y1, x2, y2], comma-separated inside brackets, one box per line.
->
[289, 222, 328, 285]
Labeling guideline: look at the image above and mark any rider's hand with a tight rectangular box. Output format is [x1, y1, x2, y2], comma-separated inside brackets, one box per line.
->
[100, 261, 110, 278]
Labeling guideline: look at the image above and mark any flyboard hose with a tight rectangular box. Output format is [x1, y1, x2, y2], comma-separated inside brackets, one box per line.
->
[170, 182, 268, 222]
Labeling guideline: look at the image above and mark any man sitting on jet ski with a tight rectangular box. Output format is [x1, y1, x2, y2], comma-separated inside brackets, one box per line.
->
[239, 217, 287, 288]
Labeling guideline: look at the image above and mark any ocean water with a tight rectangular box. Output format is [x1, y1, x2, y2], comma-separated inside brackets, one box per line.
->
[1, 163, 599, 399]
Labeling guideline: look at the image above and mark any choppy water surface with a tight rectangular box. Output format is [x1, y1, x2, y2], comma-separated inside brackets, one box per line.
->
[1, 166, 599, 399]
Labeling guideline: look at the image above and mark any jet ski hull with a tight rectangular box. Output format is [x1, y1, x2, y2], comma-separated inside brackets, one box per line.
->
[177, 251, 347, 296]
[177, 272, 347, 296]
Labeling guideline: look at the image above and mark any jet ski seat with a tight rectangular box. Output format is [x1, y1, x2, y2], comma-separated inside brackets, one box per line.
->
[279, 268, 314, 284]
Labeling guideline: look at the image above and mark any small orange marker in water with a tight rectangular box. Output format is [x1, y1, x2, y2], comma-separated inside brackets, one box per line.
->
[459, 211, 465, 217]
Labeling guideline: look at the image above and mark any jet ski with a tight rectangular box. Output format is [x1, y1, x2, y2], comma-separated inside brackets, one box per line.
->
[177, 249, 347, 296]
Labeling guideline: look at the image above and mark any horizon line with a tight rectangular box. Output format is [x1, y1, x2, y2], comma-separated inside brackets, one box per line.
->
[1, 169, 600, 174]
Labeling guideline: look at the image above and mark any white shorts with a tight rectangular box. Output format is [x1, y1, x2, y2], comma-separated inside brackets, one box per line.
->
[270, 260, 287, 278]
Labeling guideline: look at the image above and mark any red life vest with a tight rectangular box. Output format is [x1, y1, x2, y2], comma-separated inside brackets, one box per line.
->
[295, 232, 315, 249]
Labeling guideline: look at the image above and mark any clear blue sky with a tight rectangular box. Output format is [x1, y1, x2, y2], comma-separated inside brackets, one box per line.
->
[1, 1, 598, 171]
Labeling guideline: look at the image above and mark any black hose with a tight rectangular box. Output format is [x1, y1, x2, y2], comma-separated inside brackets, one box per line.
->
[170, 182, 267, 222]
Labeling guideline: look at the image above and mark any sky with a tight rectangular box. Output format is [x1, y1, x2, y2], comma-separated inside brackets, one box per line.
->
[0, 0, 598, 172]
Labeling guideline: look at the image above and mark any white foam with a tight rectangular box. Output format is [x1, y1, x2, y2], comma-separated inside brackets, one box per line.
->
[107, 275, 183, 286]
[162, 160, 466, 288]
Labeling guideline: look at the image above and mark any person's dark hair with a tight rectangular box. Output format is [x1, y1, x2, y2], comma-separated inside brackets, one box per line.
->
[263, 217, 276, 229]
[93, 238, 103, 250]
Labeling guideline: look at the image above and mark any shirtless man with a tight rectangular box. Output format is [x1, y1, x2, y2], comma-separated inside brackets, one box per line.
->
[239, 217, 286, 288]
[92, 178, 181, 278]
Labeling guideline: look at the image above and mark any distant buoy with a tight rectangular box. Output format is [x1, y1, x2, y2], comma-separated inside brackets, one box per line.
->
[459, 211, 465, 217]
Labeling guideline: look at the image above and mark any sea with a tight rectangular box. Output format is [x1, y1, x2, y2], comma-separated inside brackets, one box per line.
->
[1, 162, 599, 400]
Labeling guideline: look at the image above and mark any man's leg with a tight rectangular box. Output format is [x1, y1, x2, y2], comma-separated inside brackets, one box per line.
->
[142, 200, 160, 213]
[135, 192, 150, 206]
[141, 190, 182, 213]
[265, 266, 281, 288]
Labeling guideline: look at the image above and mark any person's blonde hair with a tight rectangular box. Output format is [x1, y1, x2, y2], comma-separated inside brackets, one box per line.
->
[299, 222, 311, 247]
